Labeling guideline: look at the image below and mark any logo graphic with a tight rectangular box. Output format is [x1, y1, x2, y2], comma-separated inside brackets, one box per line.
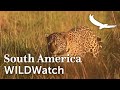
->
[89, 14, 117, 29]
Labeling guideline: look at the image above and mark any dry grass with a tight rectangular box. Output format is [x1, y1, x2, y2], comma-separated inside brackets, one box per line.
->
[0, 11, 120, 79]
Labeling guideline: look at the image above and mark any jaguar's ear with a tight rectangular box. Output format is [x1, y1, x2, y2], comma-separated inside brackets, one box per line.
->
[45, 34, 50, 45]
[97, 37, 101, 41]
[45, 34, 49, 38]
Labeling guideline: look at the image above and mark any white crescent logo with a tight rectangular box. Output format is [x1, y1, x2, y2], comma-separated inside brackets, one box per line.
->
[89, 14, 117, 29]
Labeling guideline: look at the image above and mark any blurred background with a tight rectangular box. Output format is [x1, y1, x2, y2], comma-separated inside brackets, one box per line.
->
[0, 11, 120, 79]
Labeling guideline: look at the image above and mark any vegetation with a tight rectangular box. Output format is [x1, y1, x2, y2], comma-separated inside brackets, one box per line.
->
[0, 11, 120, 79]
